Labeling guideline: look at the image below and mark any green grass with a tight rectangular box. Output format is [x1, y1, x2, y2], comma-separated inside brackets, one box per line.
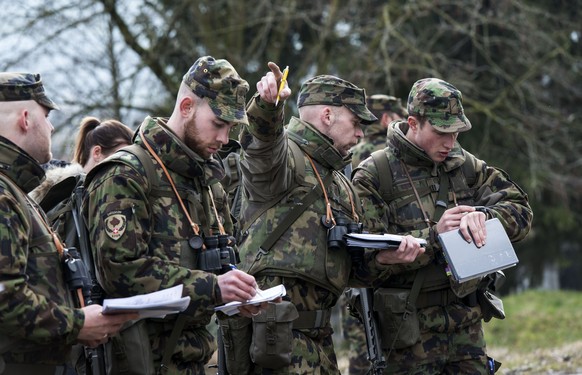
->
[485, 289, 582, 351]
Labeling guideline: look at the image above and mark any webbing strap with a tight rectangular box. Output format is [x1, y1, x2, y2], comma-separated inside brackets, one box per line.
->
[433, 169, 450, 222]
[406, 269, 427, 314]
[259, 171, 333, 253]
[292, 309, 332, 329]
[371, 150, 392, 203]
[240, 139, 306, 235]
[158, 314, 187, 374]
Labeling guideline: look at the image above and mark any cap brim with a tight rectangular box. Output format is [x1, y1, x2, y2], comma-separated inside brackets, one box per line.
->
[427, 113, 471, 133]
[36, 95, 60, 111]
[208, 99, 248, 126]
[345, 104, 378, 125]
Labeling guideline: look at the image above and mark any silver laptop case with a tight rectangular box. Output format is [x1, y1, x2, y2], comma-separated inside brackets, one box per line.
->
[437, 218, 519, 283]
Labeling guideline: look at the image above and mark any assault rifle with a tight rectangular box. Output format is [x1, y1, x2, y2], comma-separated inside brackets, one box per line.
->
[347, 288, 386, 375]
[71, 184, 107, 375]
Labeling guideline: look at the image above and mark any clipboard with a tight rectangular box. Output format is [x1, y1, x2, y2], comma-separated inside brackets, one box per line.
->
[437, 218, 519, 282]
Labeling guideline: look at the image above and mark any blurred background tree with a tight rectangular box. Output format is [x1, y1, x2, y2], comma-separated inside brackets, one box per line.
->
[1, 0, 581, 291]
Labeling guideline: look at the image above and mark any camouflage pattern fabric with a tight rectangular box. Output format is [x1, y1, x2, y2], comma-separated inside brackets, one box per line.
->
[407, 78, 471, 133]
[182, 56, 249, 126]
[297, 75, 377, 125]
[367, 94, 407, 119]
[0, 72, 59, 110]
[235, 93, 389, 374]
[350, 123, 388, 168]
[384, 303, 488, 374]
[0, 137, 83, 365]
[84, 117, 234, 372]
[351, 120, 533, 373]
[350, 94, 407, 168]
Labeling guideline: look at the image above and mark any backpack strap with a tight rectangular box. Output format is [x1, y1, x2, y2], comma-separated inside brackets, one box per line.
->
[371, 149, 394, 203]
[0, 173, 32, 238]
[258, 171, 333, 255]
[118, 144, 161, 194]
[240, 138, 307, 235]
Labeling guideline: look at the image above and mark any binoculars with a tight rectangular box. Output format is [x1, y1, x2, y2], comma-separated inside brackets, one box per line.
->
[327, 215, 362, 252]
[197, 234, 239, 274]
[63, 247, 94, 305]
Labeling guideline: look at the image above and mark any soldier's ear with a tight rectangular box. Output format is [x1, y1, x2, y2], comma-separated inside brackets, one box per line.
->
[321, 106, 334, 127]
[179, 96, 195, 118]
[407, 116, 418, 131]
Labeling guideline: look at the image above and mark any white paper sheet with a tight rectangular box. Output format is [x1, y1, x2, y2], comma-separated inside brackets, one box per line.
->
[214, 284, 286, 316]
[102, 284, 191, 319]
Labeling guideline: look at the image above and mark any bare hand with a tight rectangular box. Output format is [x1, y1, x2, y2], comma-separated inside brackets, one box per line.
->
[256, 62, 291, 104]
[217, 269, 258, 303]
[238, 301, 270, 318]
[375, 235, 425, 264]
[436, 205, 487, 247]
[77, 304, 138, 347]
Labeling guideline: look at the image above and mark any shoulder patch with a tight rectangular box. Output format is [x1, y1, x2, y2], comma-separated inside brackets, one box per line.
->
[104, 211, 127, 241]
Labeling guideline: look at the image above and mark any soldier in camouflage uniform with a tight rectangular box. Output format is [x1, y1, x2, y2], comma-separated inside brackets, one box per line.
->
[350, 94, 408, 169]
[221, 62, 424, 375]
[83, 57, 263, 374]
[352, 78, 533, 374]
[342, 93, 408, 374]
[0, 73, 135, 374]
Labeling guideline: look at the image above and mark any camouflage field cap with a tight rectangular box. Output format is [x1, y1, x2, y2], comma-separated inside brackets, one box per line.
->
[407, 78, 471, 133]
[0, 72, 59, 110]
[183, 56, 249, 125]
[297, 75, 377, 125]
[366, 94, 408, 119]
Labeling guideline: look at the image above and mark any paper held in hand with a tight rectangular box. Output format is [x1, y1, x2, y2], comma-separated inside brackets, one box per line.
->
[214, 284, 286, 316]
[344, 233, 427, 249]
[102, 284, 190, 319]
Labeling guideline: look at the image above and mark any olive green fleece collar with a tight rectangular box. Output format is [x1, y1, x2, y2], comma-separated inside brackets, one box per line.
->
[135, 117, 225, 186]
[286, 117, 351, 171]
[0, 136, 45, 193]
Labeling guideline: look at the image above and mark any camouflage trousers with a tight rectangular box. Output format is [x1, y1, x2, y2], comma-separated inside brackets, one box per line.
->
[382, 303, 491, 375]
[252, 329, 340, 375]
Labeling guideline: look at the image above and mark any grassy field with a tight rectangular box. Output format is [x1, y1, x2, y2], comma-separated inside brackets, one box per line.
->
[484, 289, 582, 374]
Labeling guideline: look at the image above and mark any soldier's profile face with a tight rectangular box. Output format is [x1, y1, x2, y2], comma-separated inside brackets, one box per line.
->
[410, 119, 458, 163]
[325, 106, 364, 156]
[25, 102, 54, 164]
[184, 98, 234, 159]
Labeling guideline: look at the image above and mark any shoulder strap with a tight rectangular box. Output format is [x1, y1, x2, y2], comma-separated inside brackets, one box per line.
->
[460, 152, 477, 186]
[118, 144, 160, 193]
[371, 149, 393, 202]
[240, 138, 307, 235]
[259, 171, 333, 254]
[289, 139, 306, 185]
[0, 173, 32, 233]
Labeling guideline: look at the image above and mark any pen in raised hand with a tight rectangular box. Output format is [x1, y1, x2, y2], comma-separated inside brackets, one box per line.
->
[275, 65, 289, 106]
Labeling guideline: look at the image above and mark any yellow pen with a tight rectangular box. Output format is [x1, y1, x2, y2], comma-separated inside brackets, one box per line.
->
[275, 66, 289, 106]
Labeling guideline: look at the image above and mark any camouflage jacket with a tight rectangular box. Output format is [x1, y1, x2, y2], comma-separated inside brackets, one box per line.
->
[350, 122, 387, 168]
[352, 121, 533, 293]
[0, 136, 83, 365]
[238, 95, 389, 313]
[83, 117, 233, 364]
